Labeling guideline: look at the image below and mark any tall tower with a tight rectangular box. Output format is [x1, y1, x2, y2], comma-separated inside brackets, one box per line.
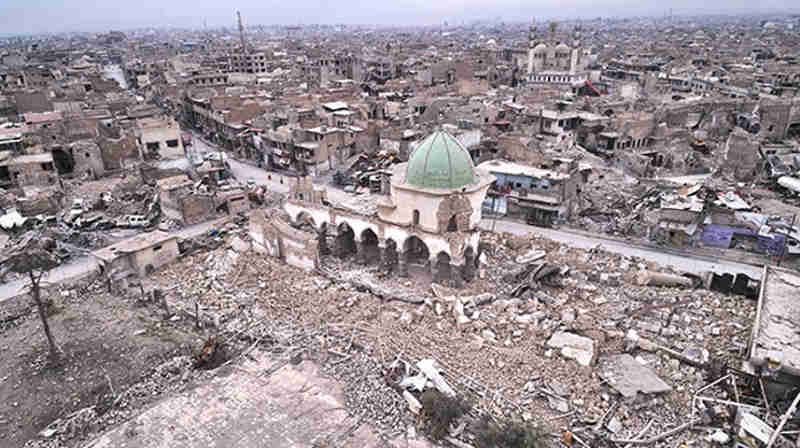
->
[570, 24, 582, 74]
[237, 10, 247, 54]
[527, 20, 537, 76]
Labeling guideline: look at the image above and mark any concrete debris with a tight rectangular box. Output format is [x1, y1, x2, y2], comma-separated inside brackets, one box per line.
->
[636, 270, 694, 288]
[416, 359, 456, 398]
[738, 412, 775, 445]
[598, 354, 673, 398]
[515, 248, 546, 264]
[403, 390, 422, 415]
[399, 359, 456, 398]
[547, 395, 570, 413]
[681, 347, 710, 366]
[453, 299, 470, 326]
[229, 236, 250, 253]
[710, 430, 730, 444]
[399, 373, 427, 392]
[605, 416, 623, 434]
[547, 332, 595, 367]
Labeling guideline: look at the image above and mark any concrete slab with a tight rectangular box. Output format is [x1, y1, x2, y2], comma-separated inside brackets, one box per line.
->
[598, 354, 672, 398]
[83, 352, 393, 448]
[547, 331, 595, 367]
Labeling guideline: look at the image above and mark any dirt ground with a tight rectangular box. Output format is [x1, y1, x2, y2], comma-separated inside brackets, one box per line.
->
[0, 277, 199, 447]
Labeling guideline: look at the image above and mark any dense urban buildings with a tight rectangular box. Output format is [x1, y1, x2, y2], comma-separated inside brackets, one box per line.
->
[1, 8, 800, 448]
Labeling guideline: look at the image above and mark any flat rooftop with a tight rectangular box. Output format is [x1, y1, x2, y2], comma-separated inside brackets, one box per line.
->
[93, 231, 176, 262]
[0, 152, 53, 166]
[478, 159, 570, 181]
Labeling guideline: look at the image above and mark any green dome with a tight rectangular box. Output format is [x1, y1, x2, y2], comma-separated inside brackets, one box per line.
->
[406, 131, 475, 190]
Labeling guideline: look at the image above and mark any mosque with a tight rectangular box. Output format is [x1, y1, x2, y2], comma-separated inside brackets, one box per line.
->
[526, 21, 592, 86]
[257, 129, 495, 287]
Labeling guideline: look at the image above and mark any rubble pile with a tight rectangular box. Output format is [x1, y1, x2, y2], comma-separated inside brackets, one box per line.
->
[142, 229, 759, 446]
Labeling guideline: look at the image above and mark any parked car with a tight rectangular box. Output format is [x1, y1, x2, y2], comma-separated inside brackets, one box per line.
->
[116, 215, 150, 228]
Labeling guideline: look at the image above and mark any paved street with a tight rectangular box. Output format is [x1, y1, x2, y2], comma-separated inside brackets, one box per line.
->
[480, 219, 762, 277]
[0, 217, 233, 303]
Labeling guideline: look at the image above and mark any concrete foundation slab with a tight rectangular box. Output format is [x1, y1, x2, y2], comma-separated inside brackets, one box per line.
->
[598, 354, 672, 398]
[83, 352, 397, 448]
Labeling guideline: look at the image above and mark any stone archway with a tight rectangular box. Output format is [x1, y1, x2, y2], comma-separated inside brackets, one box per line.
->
[51, 148, 75, 175]
[436, 194, 473, 233]
[359, 228, 380, 264]
[433, 251, 452, 284]
[788, 122, 800, 139]
[402, 236, 430, 277]
[335, 222, 356, 258]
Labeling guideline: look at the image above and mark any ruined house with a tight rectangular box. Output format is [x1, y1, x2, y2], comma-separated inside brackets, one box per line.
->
[135, 117, 185, 160]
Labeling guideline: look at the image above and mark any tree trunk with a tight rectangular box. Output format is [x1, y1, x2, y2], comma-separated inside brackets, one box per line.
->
[29, 272, 58, 358]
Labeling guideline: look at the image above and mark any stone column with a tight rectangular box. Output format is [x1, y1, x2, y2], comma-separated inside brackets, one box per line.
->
[318, 228, 329, 256]
[462, 260, 474, 282]
[451, 263, 464, 288]
[429, 258, 439, 282]
[327, 228, 339, 257]
[378, 243, 390, 271]
[397, 251, 409, 277]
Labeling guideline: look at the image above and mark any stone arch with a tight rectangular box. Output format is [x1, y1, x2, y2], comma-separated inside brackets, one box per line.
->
[436, 194, 473, 233]
[788, 122, 800, 139]
[360, 228, 380, 263]
[433, 251, 452, 284]
[403, 235, 430, 267]
[447, 215, 458, 232]
[335, 222, 356, 258]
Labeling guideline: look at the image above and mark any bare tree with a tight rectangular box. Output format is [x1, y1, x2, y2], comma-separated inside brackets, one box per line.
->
[0, 232, 62, 358]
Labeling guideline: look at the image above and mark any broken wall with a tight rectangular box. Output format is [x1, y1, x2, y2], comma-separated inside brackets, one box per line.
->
[130, 238, 180, 277]
[71, 141, 106, 178]
[98, 135, 138, 170]
[249, 210, 318, 271]
[723, 128, 760, 181]
[181, 194, 217, 226]
[760, 102, 792, 140]
[16, 191, 62, 216]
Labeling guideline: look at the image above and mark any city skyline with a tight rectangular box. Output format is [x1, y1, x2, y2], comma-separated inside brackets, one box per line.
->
[2, 0, 799, 35]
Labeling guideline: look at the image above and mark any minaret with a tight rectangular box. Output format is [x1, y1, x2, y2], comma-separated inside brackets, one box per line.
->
[570, 24, 581, 74]
[527, 19, 537, 76]
[237, 11, 247, 55]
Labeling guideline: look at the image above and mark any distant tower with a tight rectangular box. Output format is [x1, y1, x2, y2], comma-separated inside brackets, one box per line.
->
[237, 10, 247, 54]
[570, 24, 582, 74]
[527, 19, 537, 76]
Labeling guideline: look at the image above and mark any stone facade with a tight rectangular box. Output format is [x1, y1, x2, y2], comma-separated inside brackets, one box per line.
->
[249, 209, 319, 271]
[93, 231, 180, 278]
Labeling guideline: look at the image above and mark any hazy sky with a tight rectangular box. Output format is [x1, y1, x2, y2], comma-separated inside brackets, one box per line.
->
[1, 0, 797, 35]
